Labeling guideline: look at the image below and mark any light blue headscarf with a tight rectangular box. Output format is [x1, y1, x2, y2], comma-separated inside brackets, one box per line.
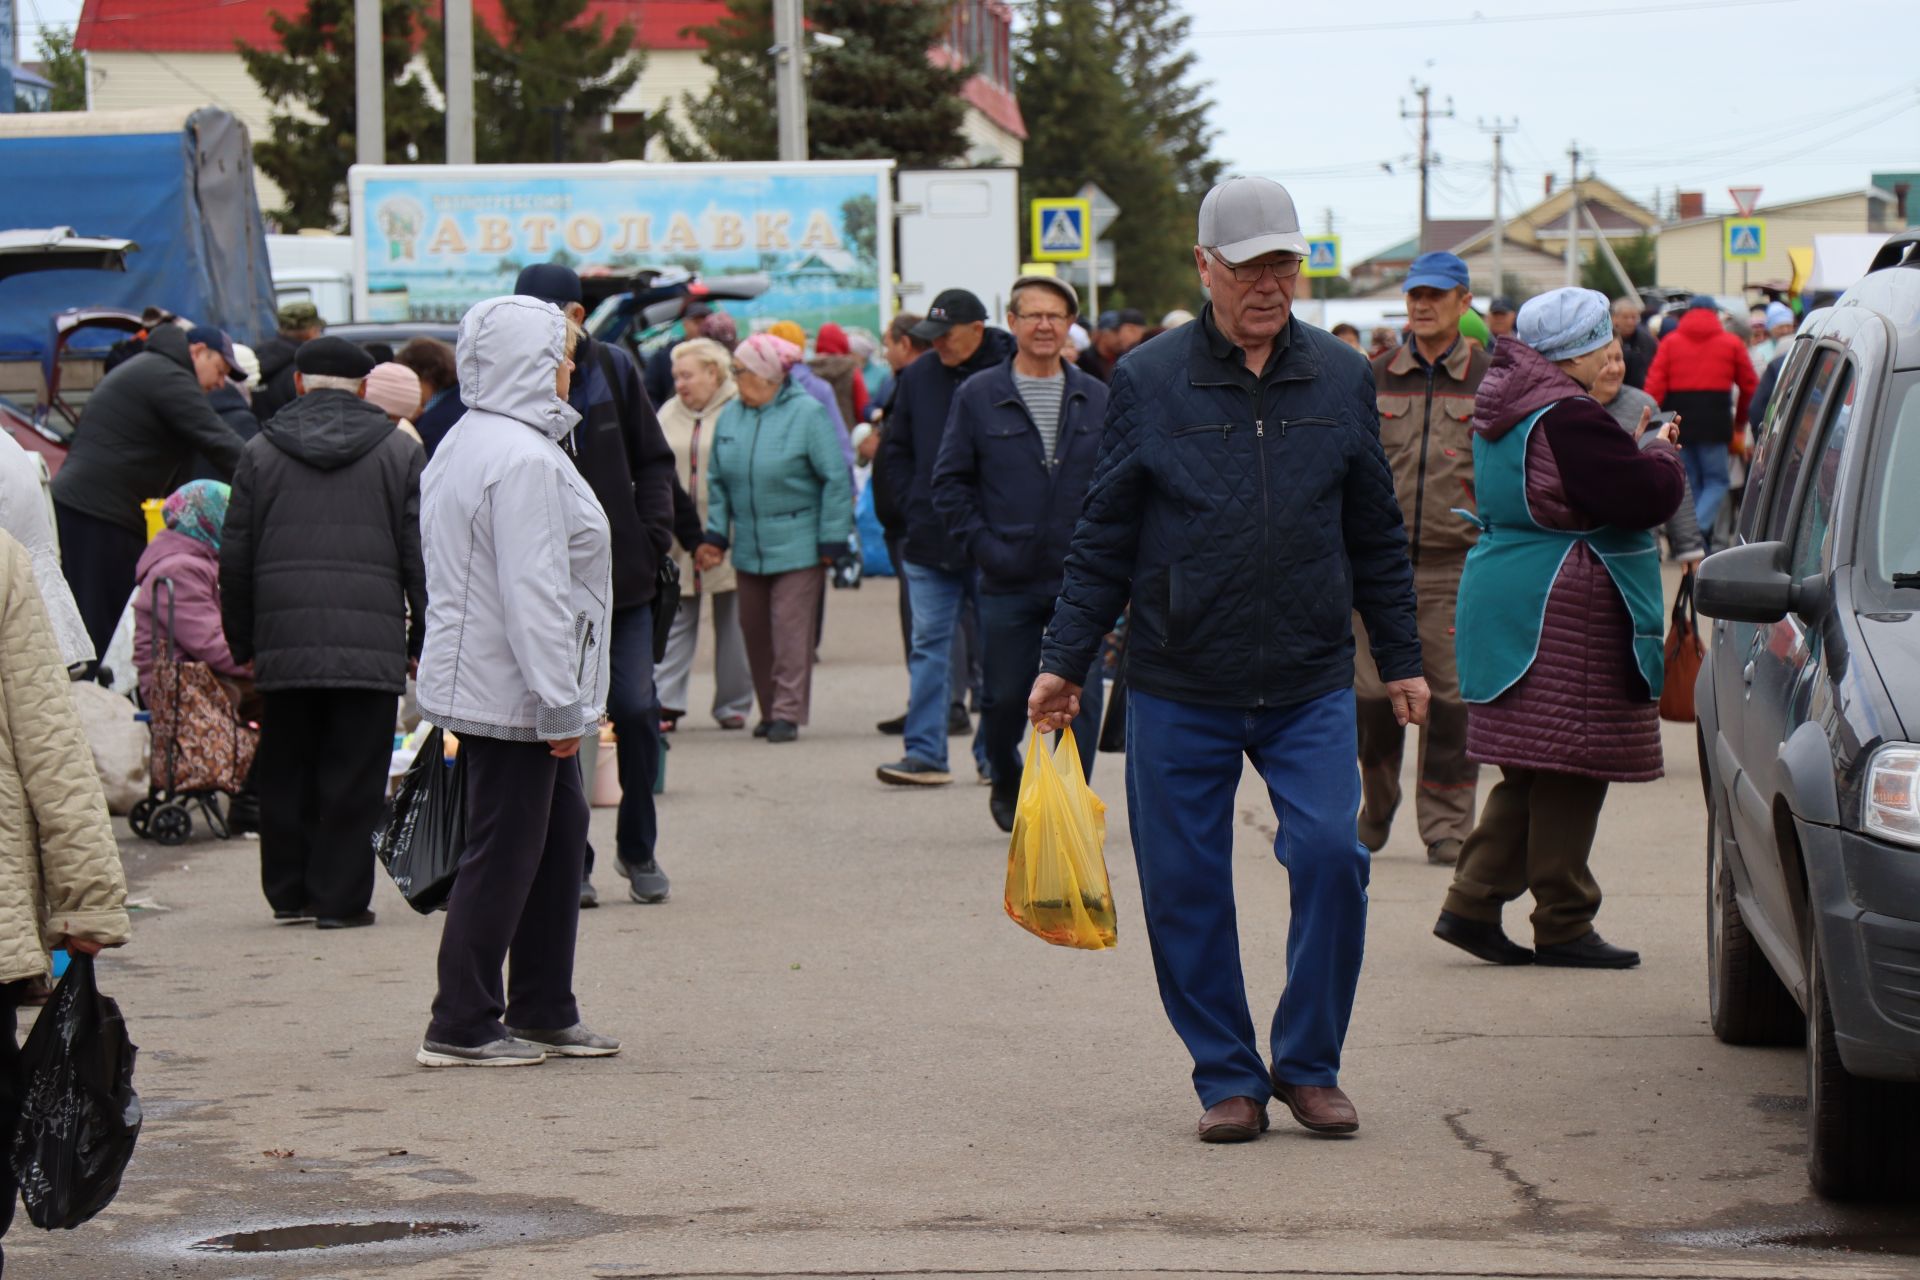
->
[1516, 287, 1615, 362]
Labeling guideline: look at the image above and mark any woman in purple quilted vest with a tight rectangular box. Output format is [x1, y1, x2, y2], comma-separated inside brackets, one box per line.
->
[1433, 288, 1684, 971]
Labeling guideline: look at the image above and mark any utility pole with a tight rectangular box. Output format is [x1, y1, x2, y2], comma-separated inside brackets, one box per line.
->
[354, 0, 384, 168]
[1564, 142, 1583, 287]
[446, 0, 474, 164]
[1401, 81, 1454, 253]
[773, 0, 809, 162]
[1478, 119, 1515, 300]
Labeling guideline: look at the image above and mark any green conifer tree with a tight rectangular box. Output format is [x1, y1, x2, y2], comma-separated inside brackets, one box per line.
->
[1017, 0, 1203, 316]
[422, 0, 648, 164]
[667, 0, 968, 166]
[238, 0, 445, 231]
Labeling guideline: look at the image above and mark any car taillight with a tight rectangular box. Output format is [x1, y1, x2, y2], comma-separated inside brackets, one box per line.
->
[1865, 744, 1920, 847]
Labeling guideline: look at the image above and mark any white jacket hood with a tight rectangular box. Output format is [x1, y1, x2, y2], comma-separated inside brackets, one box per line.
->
[456, 295, 582, 442]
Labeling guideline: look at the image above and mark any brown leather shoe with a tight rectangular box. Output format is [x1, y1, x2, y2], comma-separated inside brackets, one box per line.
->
[1271, 1078, 1359, 1135]
[1197, 1096, 1269, 1143]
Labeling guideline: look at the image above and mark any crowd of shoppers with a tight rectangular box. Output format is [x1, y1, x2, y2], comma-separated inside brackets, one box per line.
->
[7, 157, 1768, 1136]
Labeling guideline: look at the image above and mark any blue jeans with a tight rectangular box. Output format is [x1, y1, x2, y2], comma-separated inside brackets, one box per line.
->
[1683, 442, 1731, 539]
[1126, 687, 1370, 1105]
[902, 561, 981, 771]
[978, 591, 1102, 794]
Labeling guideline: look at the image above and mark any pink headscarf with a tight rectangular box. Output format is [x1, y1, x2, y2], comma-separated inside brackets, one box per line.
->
[733, 333, 802, 383]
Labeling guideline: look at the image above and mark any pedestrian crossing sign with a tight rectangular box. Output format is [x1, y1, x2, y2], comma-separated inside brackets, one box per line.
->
[1304, 236, 1342, 278]
[1724, 218, 1766, 262]
[1031, 198, 1092, 262]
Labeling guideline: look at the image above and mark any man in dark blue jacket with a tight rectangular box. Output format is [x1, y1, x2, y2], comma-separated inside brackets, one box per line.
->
[875, 290, 1016, 786]
[516, 265, 679, 909]
[932, 274, 1107, 832]
[1030, 178, 1428, 1143]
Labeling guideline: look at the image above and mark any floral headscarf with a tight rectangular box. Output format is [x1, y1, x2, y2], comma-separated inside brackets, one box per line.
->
[163, 479, 231, 551]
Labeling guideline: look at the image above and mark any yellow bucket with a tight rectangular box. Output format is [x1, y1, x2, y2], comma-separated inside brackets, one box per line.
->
[141, 498, 166, 543]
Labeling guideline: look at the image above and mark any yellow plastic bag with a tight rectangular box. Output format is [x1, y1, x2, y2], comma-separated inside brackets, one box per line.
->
[1004, 726, 1117, 950]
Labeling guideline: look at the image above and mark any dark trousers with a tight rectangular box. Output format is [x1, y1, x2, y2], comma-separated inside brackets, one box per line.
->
[737, 567, 825, 725]
[1444, 766, 1609, 946]
[1126, 687, 1369, 1105]
[979, 590, 1102, 797]
[255, 689, 392, 918]
[0, 984, 18, 1267]
[54, 502, 146, 661]
[428, 737, 588, 1047]
[586, 603, 658, 880]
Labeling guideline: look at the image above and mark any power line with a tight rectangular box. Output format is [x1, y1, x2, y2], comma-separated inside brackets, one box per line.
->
[1189, 0, 1798, 39]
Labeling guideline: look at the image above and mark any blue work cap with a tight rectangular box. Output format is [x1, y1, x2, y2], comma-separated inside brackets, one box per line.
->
[1403, 252, 1471, 293]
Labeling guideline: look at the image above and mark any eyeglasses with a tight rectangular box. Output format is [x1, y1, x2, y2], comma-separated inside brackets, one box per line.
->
[1207, 250, 1303, 283]
[1012, 310, 1071, 326]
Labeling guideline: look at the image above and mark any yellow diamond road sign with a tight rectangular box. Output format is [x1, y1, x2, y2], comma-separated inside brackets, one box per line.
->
[1725, 218, 1766, 262]
[1031, 198, 1092, 262]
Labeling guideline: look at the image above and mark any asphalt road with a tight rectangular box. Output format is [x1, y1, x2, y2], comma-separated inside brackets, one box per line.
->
[14, 576, 1920, 1280]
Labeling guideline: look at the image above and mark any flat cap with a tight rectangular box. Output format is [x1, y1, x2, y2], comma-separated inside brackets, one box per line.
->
[295, 335, 376, 379]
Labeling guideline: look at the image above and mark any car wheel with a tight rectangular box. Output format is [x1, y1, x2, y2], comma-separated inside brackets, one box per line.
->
[1706, 798, 1801, 1045]
[1807, 931, 1920, 1199]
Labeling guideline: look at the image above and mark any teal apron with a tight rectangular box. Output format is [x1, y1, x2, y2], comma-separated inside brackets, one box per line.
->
[1454, 403, 1666, 704]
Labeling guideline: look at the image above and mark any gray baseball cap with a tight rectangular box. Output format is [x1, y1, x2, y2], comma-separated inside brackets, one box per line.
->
[1197, 177, 1310, 265]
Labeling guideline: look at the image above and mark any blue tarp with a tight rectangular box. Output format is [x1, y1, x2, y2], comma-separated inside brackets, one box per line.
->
[0, 111, 276, 361]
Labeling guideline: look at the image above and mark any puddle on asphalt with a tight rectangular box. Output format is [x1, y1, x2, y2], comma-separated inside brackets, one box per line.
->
[189, 1220, 479, 1253]
[1657, 1224, 1920, 1256]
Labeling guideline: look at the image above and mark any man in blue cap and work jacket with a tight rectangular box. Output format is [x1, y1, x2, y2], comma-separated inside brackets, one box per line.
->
[1029, 177, 1427, 1143]
[1356, 251, 1489, 869]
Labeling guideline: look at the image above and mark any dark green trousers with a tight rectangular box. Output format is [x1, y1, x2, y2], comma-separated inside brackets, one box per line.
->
[1443, 767, 1608, 946]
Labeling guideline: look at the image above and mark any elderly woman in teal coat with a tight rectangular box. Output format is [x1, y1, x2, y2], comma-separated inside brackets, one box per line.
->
[696, 334, 853, 743]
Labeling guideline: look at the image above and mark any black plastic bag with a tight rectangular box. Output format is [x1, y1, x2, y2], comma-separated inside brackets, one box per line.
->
[11, 953, 141, 1230]
[652, 560, 680, 663]
[375, 727, 467, 914]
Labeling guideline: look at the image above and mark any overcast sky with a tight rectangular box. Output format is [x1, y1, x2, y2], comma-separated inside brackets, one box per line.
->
[25, 0, 1920, 262]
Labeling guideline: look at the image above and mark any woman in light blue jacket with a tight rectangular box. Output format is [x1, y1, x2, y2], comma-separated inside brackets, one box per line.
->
[413, 295, 618, 1068]
[696, 334, 852, 743]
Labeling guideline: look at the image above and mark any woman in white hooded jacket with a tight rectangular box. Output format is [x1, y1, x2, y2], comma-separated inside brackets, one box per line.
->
[414, 296, 619, 1067]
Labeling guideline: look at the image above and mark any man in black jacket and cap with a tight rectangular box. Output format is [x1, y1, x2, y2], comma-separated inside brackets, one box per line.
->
[220, 336, 427, 930]
[52, 321, 248, 656]
[1030, 177, 1428, 1143]
[874, 289, 1014, 787]
[514, 264, 680, 908]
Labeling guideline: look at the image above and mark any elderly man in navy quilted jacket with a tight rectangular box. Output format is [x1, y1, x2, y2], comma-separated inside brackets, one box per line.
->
[1029, 178, 1428, 1144]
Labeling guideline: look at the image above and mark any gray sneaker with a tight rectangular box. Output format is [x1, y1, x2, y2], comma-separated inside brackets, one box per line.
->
[505, 1023, 622, 1057]
[616, 855, 670, 904]
[415, 1037, 547, 1068]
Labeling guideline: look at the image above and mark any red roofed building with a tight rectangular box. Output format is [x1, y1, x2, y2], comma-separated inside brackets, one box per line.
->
[71, 0, 1023, 211]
